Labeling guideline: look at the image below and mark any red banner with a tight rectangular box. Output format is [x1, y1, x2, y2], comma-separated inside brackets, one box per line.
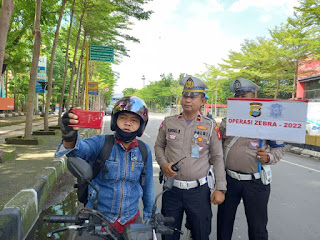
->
[0, 98, 14, 110]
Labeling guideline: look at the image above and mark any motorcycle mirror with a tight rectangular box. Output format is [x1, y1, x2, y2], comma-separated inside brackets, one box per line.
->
[67, 157, 93, 180]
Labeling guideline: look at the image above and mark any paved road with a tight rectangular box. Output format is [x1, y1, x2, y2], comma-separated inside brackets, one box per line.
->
[34, 113, 320, 240]
[101, 113, 320, 240]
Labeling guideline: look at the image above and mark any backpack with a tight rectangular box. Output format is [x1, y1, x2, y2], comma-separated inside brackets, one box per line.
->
[76, 134, 148, 205]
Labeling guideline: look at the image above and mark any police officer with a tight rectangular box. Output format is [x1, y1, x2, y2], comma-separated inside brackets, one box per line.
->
[217, 78, 285, 240]
[155, 76, 227, 240]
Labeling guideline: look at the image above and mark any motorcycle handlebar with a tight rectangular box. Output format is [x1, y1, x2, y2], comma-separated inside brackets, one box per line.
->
[44, 215, 78, 223]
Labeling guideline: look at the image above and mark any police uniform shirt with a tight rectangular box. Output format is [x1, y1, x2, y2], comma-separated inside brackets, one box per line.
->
[155, 113, 227, 191]
[219, 118, 285, 173]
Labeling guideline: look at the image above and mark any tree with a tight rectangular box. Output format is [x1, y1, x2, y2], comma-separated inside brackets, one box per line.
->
[0, 0, 14, 77]
[123, 88, 138, 96]
[24, 0, 42, 139]
[44, 0, 67, 131]
[269, 14, 320, 98]
[58, 0, 76, 120]
[66, 4, 85, 111]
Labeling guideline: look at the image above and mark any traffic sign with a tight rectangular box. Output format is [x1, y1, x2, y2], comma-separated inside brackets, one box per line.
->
[90, 45, 114, 62]
[88, 82, 99, 95]
[105, 87, 110, 92]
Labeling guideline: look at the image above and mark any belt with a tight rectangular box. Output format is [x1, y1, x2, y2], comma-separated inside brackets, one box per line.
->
[226, 169, 260, 181]
[173, 176, 207, 190]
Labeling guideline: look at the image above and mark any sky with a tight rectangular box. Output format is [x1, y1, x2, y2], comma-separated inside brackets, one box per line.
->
[112, 0, 300, 93]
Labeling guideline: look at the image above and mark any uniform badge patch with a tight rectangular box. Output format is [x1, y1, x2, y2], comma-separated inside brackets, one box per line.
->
[169, 134, 177, 140]
[158, 121, 164, 131]
[197, 137, 203, 142]
[250, 141, 258, 147]
[214, 125, 222, 140]
[197, 125, 207, 130]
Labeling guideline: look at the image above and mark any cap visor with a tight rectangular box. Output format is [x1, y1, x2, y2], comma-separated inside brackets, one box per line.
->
[182, 92, 201, 97]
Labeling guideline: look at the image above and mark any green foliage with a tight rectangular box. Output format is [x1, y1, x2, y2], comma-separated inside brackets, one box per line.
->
[123, 88, 138, 96]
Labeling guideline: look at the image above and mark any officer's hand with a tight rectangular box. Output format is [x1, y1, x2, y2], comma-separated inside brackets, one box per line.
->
[161, 162, 178, 178]
[210, 190, 225, 205]
[256, 148, 269, 164]
[59, 108, 80, 142]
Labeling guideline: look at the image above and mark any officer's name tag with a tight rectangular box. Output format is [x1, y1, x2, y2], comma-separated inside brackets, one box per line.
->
[191, 145, 200, 158]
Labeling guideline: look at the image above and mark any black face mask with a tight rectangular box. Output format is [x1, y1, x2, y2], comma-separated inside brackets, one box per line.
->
[115, 125, 139, 143]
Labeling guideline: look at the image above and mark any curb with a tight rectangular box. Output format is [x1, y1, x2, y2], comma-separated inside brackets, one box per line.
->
[0, 113, 25, 118]
[285, 144, 320, 160]
[0, 156, 67, 240]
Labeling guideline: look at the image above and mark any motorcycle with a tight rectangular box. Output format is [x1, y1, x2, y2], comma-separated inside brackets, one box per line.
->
[44, 157, 182, 239]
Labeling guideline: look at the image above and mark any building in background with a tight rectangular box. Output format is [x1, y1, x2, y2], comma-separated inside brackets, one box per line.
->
[297, 58, 320, 136]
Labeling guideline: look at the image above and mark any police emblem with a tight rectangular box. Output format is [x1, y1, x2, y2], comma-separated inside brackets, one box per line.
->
[269, 103, 284, 118]
[185, 78, 194, 89]
[234, 79, 241, 91]
[250, 102, 262, 117]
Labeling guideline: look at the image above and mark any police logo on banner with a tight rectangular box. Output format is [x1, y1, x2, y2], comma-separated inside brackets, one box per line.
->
[250, 102, 262, 117]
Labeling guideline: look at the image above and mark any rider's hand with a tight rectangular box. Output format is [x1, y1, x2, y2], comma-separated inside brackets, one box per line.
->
[59, 108, 80, 142]
[210, 190, 225, 205]
[161, 162, 178, 178]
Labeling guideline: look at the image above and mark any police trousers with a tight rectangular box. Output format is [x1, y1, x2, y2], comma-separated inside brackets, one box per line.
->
[217, 174, 270, 240]
[161, 183, 212, 240]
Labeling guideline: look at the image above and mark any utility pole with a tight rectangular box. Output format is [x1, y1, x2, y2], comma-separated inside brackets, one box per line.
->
[215, 90, 217, 117]
[85, 43, 89, 110]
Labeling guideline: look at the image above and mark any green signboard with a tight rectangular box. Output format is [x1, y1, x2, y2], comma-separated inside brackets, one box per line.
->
[90, 45, 114, 62]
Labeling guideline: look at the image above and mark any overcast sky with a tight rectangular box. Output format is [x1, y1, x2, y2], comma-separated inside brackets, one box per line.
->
[112, 0, 299, 93]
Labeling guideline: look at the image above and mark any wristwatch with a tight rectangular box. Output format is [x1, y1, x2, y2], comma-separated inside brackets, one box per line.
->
[219, 190, 227, 194]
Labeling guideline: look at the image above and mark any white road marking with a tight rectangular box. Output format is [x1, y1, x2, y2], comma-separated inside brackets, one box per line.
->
[144, 133, 151, 138]
[281, 159, 320, 174]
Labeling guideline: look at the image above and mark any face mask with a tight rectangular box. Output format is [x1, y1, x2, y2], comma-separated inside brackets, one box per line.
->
[115, 125, 139, 143]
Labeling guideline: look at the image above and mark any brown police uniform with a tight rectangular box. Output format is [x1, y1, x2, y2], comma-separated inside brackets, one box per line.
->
[217, 116, 285, 240]
[155, 112, 226, 240]
[155, 113, 226, 190]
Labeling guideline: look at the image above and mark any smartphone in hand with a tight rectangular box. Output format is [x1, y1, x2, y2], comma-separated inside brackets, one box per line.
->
[69, 109, 104, 129]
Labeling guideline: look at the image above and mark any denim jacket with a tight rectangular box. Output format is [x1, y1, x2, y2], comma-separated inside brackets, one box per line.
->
[55, 133, 155, 224]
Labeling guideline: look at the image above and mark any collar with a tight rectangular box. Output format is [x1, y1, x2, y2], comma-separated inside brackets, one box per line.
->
[179, 112, 202, 122]
[115, 138, 138, 152]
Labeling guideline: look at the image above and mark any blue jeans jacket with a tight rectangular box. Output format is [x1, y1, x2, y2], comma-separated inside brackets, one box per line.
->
[55, 134, 155, 224]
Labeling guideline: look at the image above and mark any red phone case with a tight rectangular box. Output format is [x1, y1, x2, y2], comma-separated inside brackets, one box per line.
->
[69, 109, 104, 129]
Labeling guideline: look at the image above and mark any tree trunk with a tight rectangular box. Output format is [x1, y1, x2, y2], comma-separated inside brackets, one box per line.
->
[66, 9, 85, 111]
[0, 0, 14, 77]
[80, 61, 86, 108]
[58, 0, 76, 123]
[44, 0, 67, 131]
[292, 72, 297, 99]
[25, 0, 42, 139]
[72, 32, 86, 107]
[274, 78, 280, 99]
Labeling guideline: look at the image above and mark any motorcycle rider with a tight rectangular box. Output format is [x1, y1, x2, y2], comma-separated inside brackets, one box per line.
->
[55, 96, 154, 235]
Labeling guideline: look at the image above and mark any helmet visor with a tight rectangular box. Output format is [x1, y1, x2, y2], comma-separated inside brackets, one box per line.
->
[112, 96, 148, 122]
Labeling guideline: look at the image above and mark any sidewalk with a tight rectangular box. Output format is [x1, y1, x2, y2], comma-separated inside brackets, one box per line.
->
[0, 114, 82, 240]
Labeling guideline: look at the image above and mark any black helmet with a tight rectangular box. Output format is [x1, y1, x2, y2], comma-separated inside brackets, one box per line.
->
[111, 96, 148, 140]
